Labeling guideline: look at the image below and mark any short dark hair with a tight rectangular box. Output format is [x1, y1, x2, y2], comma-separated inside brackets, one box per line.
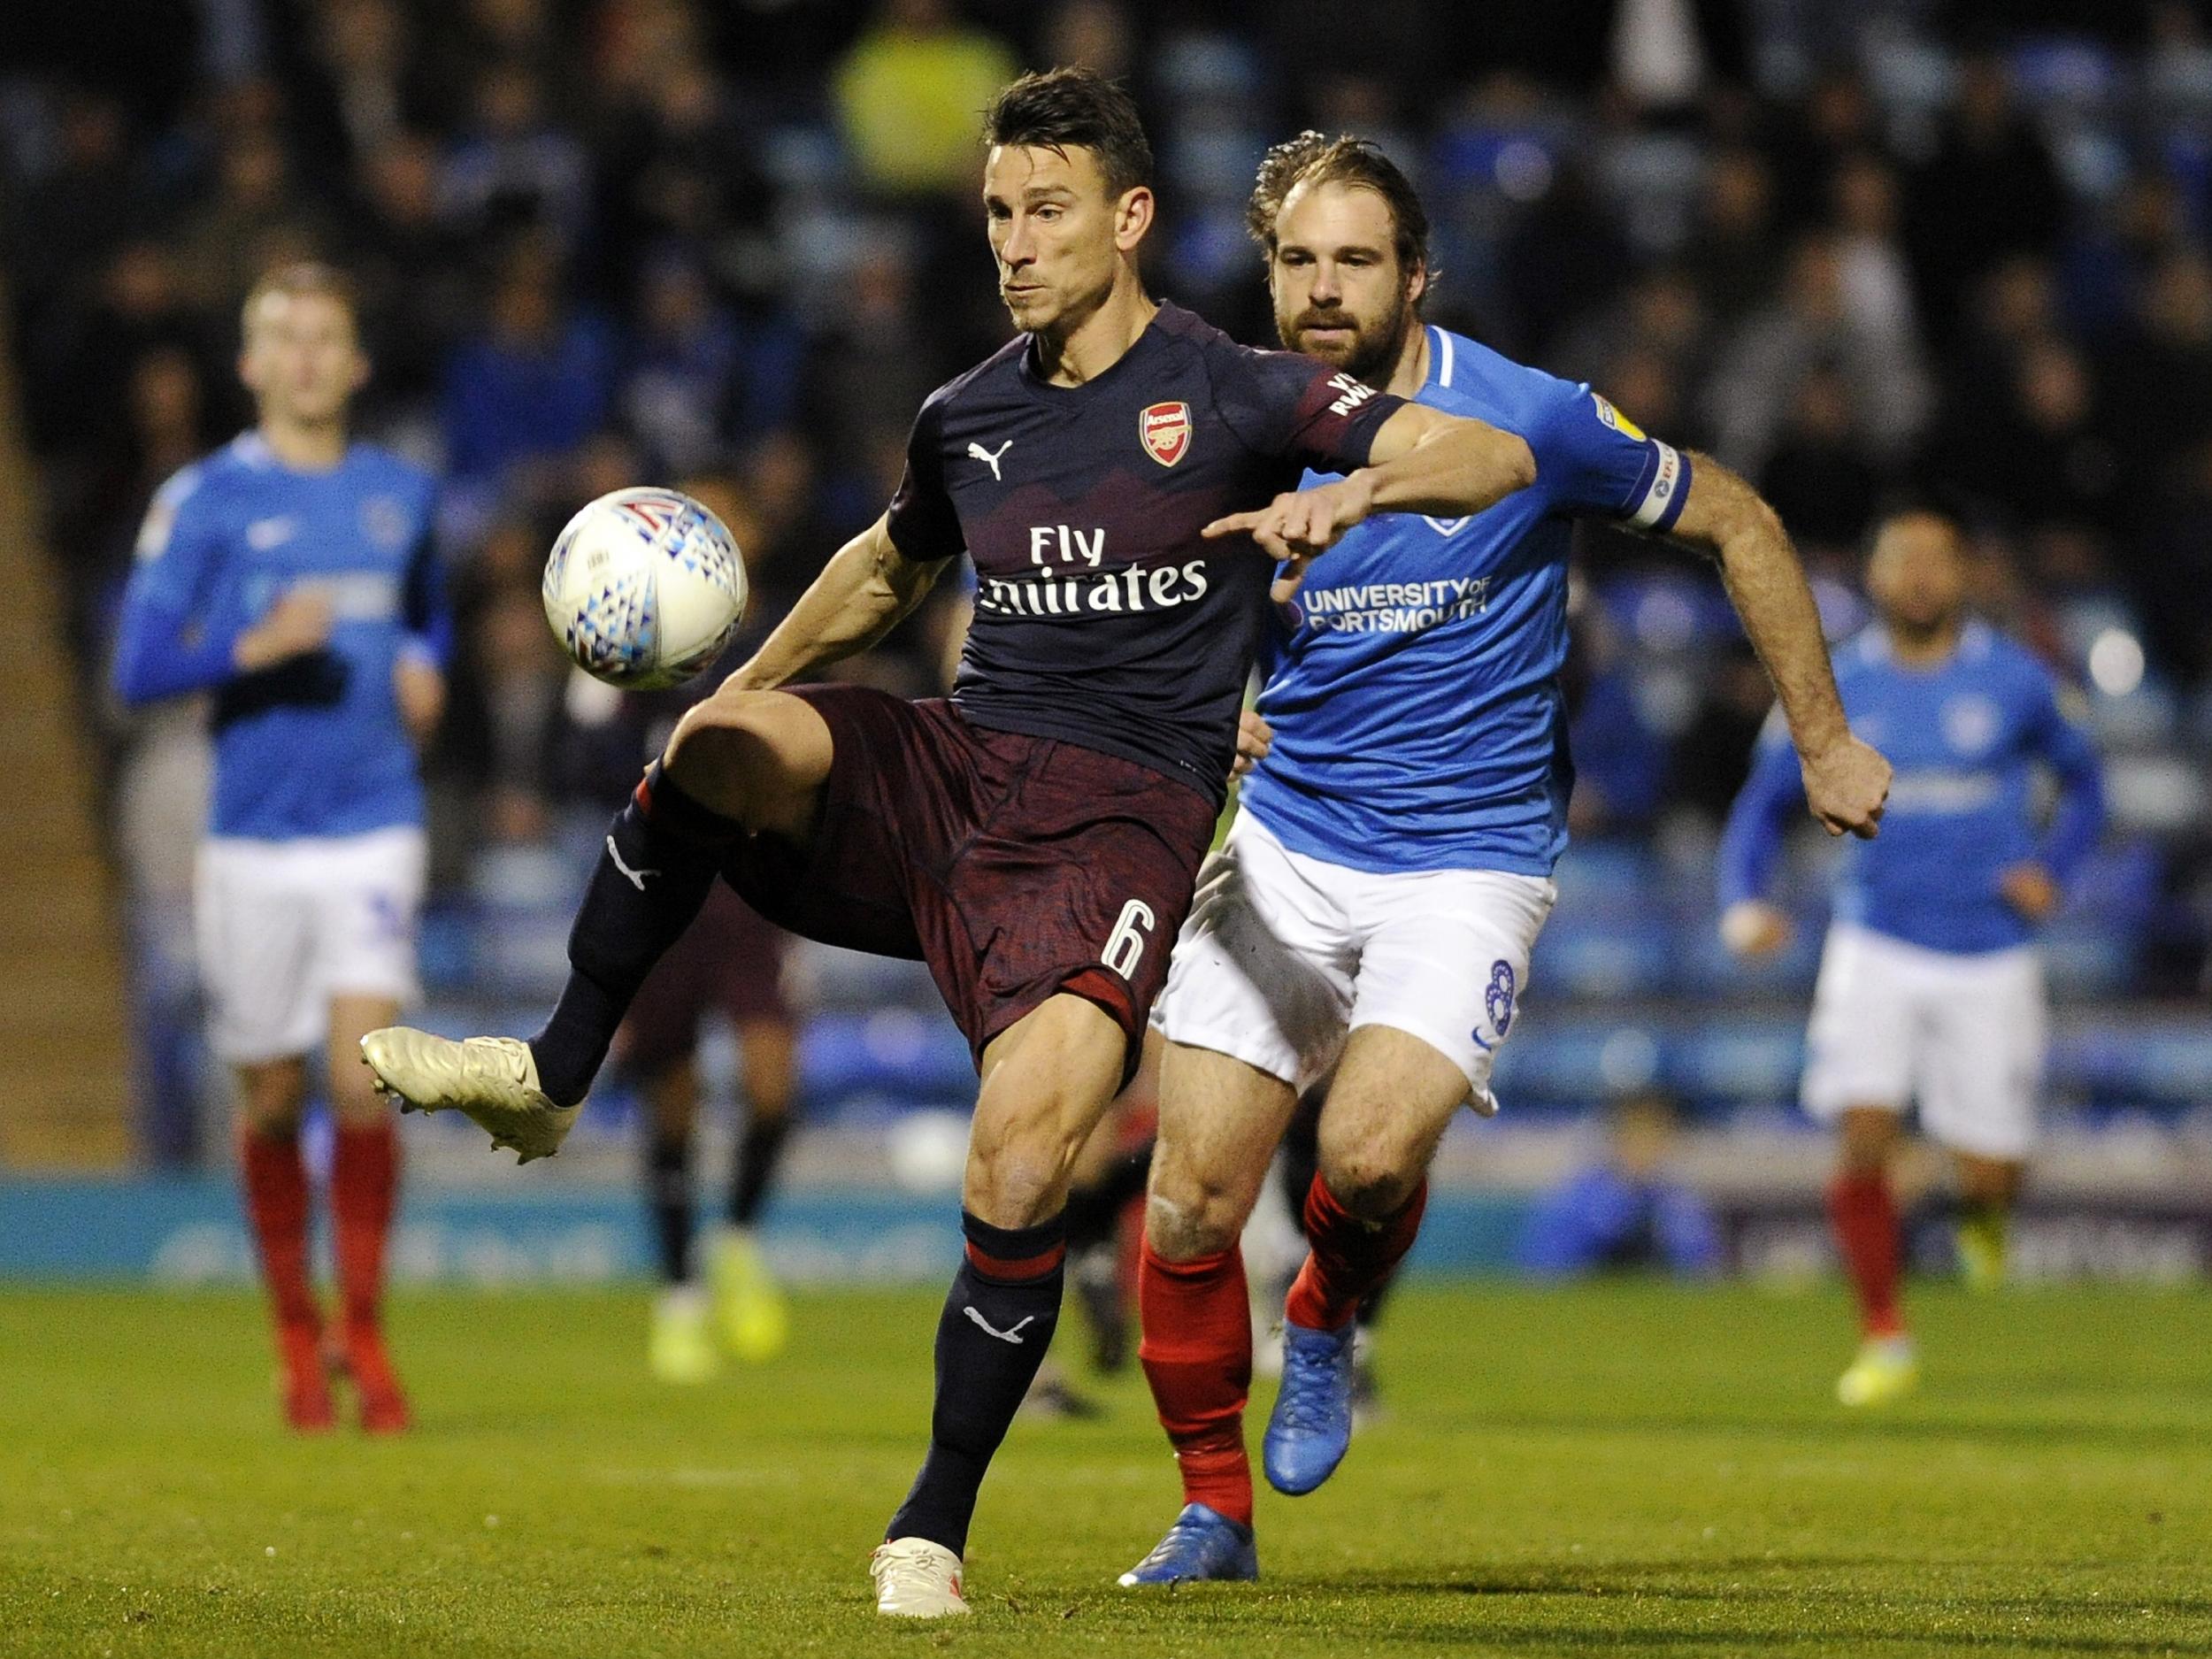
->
[1248, 131, 1432, 279]
[983, 67, 1152, 202]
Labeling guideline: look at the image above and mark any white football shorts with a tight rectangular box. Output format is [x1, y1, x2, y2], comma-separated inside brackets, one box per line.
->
[1800, 921, 2046, 1159]
[194, 826, 427, 1064]
[1153, 809, 1556, 1109]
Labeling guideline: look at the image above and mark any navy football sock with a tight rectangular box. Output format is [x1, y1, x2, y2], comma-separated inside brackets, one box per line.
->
[645, 1129, 693, 1284]
[729, 1112, 791, 1229]
[530, 764, 736, 1106]
[886, 1210, 1067, 1555]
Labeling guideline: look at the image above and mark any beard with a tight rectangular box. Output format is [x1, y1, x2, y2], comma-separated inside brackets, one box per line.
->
[1282, 286, 1415, 388]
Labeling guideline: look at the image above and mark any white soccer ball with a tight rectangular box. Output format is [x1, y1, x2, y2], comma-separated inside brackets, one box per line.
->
[541, 486, 748, 690]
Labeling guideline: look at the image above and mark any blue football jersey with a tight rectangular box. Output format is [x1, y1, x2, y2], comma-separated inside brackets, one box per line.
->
[1718, 621, 2106, 954]
[112, 434, 446, 840]
[1237, 326, 1690, 875]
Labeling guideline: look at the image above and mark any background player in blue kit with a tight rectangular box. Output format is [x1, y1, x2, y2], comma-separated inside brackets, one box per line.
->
[360, 70, 1544, 1617]
[1124, 134, 1892, 1587]
[111, 263, 446, 1434]
[1719, 507, 2104, 1408]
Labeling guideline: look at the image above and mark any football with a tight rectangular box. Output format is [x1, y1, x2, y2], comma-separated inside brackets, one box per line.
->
[541, 486, 748, 689]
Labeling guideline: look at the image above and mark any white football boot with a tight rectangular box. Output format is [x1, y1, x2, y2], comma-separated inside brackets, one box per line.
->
[359, 1028, 579, 1164]
[869, 1538, 971, 1617]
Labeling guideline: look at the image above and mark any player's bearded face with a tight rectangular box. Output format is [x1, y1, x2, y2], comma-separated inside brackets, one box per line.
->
[983, 144, 1135, 337]
[1269, 180, 1424, 388]
[241, 293, 368, 426]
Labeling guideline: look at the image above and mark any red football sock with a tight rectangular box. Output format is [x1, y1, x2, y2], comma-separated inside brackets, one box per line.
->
[1285, 1173, 1426, 1333]
[1827, 1171, 1906, 1339]
[331, 1119, 399, 1337]
[1138, 1242, 1253, 1529]
[240, 1126, 319, 1340]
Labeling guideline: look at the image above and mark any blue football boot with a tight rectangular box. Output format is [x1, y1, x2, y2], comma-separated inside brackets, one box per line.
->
[1263, 1319, 1357, 1494]
[1117, 1503, 1258, 1586]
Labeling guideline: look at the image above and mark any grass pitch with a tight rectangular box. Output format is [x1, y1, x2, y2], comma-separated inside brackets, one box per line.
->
[0, 1281, 2203, 1658]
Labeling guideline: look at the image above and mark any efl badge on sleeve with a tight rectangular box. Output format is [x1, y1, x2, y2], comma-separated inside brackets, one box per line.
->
[1141, 401, 1192, 467]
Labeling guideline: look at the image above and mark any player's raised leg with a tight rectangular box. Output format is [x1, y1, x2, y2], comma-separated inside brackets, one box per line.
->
[1120, 1039, 1294, 1586]
[872, 995, 1126, 1616]
[327, 992, 410, 1431]
[1830, 1105, 1917, 1406]
[1266, 1025, 1463, 1495]
[361, 687, 830, 1156]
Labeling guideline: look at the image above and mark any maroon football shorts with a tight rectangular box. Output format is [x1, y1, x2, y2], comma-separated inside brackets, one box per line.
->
[618, 882, 794, 1079]
[719, 686, 1218, 1078]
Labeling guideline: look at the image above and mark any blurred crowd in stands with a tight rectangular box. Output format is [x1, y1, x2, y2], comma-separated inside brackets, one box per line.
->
[4, 0, 2211, 1158]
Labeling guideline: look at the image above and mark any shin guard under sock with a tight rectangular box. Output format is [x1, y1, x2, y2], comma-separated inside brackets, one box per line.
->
[241, 1128, 319, 1340]
[1138, 1241, 1254, 1527]
[330, 1119, 398, 1336]
[1829, 1171, 1906, 1338]
[531, 764, 734, 1106]
[1286, 1173, 1428, 1333]
[886, 1211, 1066, 1555]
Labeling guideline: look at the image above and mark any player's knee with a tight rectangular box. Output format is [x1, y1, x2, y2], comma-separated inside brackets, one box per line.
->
[326, 1063, 384, 1123]
[235, 1063, 307, 1133]
[664, 689, 828, 832]
[1142, 1155, 1248, 1259]
[965, 1110, 1085, 1227]
[1835, 1109, 1898, 1174]
[1318, 1141, 1422, 1222]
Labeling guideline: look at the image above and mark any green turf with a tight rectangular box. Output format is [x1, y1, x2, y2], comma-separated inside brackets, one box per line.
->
[0, 1281, 2203, 1658]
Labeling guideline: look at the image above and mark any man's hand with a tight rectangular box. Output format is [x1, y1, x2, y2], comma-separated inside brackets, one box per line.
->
[1799, 733, 1891, 839]
[1999, 861, 2060, 922]
[1719, 900, 1792, 959]
[1204, 474, 1378, 602]
[394, 655, 445, 746]
[233, 588, 334, 672]
[1232, 708, 1273, 778]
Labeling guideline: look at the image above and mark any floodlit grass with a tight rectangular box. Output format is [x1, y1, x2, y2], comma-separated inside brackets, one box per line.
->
[0, 1281, 2203, 1657]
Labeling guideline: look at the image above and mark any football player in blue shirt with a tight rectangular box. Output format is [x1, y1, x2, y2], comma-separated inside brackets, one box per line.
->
[1719, 507, 2104, 1408]
[1121, 134, 1891, 1587]
[112, 264, 446, 1435]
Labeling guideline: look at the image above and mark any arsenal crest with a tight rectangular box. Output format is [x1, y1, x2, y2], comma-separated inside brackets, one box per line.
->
[1140, 401, 1191, 467]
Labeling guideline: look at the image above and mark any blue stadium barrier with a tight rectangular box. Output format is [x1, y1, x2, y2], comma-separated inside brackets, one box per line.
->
[0, 1179, 1532, 1282]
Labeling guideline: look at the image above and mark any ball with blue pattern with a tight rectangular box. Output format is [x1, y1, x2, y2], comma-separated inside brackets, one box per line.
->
[541, 487, 749, 690]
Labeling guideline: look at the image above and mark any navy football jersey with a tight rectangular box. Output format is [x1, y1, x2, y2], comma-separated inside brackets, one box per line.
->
[885, 302, 1405, 802]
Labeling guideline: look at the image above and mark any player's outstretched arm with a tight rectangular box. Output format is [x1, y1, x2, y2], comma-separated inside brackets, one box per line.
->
[1716, 730, 1806, 956]
[725, 513, 950, 692]
[1664, 457, 1888, 839]
[1204, 406, 1534, 594]
[1354, 404, 1537, 518]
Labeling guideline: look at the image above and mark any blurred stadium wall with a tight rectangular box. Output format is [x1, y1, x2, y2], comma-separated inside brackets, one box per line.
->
[1, 0, 2208, 1279]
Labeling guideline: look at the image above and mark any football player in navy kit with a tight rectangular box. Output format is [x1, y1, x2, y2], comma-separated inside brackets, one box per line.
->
[362, 68, 1540, 1615]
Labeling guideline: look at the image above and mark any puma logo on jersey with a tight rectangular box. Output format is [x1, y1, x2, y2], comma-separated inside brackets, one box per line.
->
[606, 835, 658, 890]
[967, 440, 1012, 481]
[962, 1308, 1036, 1344]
